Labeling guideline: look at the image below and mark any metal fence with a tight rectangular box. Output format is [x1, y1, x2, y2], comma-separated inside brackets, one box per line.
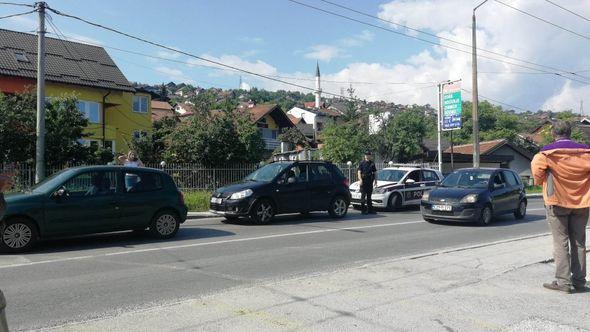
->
[1, 162, 435, 192]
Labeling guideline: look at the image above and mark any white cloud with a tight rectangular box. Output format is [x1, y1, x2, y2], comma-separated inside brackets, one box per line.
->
[157, 48, 182, 60]
[154, 66, 195, 84]
[542, 81, 589, 112]
[193, 54, 279, 77]
[372, 0, 590, 110]
[240, 81, 252, 91]
[60, 33, 103, 46]
[340, 30, 375, 47]
[304, 44, 344, 62]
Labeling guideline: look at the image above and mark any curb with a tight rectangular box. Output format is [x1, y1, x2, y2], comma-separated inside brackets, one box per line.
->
[187, 212, 218, 219]
[526, 193, 543, 198]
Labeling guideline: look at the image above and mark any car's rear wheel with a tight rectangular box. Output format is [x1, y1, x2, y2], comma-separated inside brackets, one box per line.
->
[514, 200, 527, 220]
[478, 205, 493, 226]
[250, 199, 275, 224]
[0, 218, 38, 253]
[387, 193, 402, 212]
[149, 210, 180, 239]
[329, 196, 348, 218]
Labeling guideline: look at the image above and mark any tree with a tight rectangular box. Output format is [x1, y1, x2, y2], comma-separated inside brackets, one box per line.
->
[130, 116, 178, 164]
[377, 108, 427, 162]
[0, 92, 94, 167]
[278, 127, 310, 149]
[167, 110, 264, 166]
[322, 122, 372, 163]
[158, 83, 169, 102]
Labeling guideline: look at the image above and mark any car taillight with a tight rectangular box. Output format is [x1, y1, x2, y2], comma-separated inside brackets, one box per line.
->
[343, 178, 349, 187]
[179, 191, 185, 205]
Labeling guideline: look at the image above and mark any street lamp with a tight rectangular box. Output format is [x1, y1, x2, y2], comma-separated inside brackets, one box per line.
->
[472, 0, 489, 168]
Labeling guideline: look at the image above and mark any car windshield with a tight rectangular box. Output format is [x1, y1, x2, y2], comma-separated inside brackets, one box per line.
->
[30, 169, 74, 193]
[376, 169, 406, 182]
[440, 170, 493, 189]
[244, 163, 291, 182]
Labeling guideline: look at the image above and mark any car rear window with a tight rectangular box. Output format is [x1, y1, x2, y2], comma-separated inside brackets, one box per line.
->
[125, 171, 163, 193]
[309, 164, 332, 182]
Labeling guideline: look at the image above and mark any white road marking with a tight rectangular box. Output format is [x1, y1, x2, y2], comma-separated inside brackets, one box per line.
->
[0, 207, 548, 270]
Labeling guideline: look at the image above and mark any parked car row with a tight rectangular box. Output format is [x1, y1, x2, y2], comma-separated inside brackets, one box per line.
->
[0, 163, 528, 253]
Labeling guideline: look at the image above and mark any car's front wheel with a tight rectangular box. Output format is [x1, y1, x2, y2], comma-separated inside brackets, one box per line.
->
[0, 218, 38, 253]
[514, 200, 527, 220]
[387, 193, 402, 212]
[150, 210, 180, 239]
[250, 199, 275, 224]
[477, 205, 493, 226]
[329, 196, 348, 218]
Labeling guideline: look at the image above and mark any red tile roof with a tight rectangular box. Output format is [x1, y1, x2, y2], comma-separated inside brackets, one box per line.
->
[151, 100, 172, 111]
[444, 139, 507, 155]
[151, 108, 175, 122]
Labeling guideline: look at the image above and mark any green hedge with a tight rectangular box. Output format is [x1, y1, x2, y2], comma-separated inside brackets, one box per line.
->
[183, 191, 211, 212]
[526, 185, 542, 194]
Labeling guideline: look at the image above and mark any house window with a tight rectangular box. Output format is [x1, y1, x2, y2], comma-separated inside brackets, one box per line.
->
[78, 139, 100, 149]
[76, 100, 101, 124]
[133, 96, 149, 113]
[133, 131, 148, 140]
[14, 51, 29, 63]
[257, 117, 269, 128]
[103, 140, 114, 151]
[261, 128, 277, 139]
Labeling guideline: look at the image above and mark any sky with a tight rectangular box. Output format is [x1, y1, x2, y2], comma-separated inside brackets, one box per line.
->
[1, 0, 590, 113]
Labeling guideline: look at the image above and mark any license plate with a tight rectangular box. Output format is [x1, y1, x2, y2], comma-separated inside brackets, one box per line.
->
[351, 192, 361, 199]
[210, 197, 222, 204]
[432, 204, 452, 211]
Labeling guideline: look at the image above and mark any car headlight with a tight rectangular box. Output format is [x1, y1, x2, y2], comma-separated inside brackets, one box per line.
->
[421, 191, 430, 201]
[373, 187, 386, 194]
[460, 194, 478, 203]
[230, 189, 253, 200]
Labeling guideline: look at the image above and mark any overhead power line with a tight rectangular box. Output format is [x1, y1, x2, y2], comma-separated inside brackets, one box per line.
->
[543, 0, 590, 24]
[45, 6, 367, 102]
[0, 1, 34, 8]
[461, 88, 530, 112]
[0, 9, 35, 20]
[318, 0, 588, 80]
[494, 0, 590, 41]
[287, 0, 590, 85]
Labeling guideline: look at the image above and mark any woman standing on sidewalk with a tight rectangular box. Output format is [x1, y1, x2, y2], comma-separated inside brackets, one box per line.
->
[531, 121, 590, 293]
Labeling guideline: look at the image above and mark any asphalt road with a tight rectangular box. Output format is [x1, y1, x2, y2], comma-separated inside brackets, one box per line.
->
[1, 198, 551, 331]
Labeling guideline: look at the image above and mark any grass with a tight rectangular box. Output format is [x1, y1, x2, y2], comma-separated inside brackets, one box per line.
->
[183, 191, 212, 212]
[526, 185, 542, 194]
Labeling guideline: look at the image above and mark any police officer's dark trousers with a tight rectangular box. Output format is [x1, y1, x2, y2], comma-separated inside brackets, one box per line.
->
[360, 182, 373, 213]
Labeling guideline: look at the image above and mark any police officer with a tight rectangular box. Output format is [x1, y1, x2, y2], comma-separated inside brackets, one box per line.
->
[358, 151, 377, 214]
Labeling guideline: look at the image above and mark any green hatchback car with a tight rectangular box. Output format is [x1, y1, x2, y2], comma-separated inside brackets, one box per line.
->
[0, 166, 188, 253]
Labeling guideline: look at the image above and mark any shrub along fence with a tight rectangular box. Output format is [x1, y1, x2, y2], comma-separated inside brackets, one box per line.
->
[1, 162, 434, 192]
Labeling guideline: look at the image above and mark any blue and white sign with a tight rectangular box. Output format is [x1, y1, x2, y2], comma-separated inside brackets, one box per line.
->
[442, 83, 462, 131]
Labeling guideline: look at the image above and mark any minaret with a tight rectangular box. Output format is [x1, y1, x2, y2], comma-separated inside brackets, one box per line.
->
[315, 62, 321, 108]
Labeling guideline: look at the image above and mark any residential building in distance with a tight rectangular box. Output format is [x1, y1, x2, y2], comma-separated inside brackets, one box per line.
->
[151, 100, 175, 122]
[240, 103, 296, 152]
[0, 28, 151, 153]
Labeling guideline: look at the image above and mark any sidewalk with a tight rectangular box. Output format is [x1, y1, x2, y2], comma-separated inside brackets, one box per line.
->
[42, 231, 590, 332]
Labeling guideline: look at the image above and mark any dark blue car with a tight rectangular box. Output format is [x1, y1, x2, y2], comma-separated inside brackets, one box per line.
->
[420, 168, 527, 225]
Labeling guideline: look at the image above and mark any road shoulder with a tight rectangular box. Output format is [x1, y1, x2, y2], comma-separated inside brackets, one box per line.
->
[40, 230, 590, 332]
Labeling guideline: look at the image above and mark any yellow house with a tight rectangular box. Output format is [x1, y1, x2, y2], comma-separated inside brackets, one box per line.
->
[0, 28, 151, 154]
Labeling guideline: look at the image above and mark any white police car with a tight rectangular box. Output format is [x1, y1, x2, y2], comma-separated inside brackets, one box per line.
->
[350, 167, 443, 211]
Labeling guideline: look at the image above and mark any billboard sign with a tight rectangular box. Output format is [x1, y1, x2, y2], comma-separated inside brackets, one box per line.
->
[442, 82, 462, 131]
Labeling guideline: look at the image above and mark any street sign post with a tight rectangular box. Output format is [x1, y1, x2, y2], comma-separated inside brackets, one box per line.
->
[442, 82, 462, 131]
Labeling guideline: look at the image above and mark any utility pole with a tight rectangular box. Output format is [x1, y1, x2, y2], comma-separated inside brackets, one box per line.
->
[580, 100, 584, 118]
[472, 0, 488, 169]
[35, 2, 47, 183]
[437, 83, 443, 172]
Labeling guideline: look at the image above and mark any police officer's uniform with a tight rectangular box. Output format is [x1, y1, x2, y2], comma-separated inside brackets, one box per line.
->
[358, 153, 377, 214]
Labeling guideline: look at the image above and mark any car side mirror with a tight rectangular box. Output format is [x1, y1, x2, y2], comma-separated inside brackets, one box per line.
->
[287, 177, 297, 184]
[405, 179, 415, 184]
[493, 183, 505, 190]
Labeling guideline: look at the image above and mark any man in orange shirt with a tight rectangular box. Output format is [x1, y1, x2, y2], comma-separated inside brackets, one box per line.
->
[532, 121, 590, 293]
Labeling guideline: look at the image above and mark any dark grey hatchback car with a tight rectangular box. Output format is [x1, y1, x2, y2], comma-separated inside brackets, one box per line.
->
[421, 168, 527, 225]
[1, 166, 188, 252]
